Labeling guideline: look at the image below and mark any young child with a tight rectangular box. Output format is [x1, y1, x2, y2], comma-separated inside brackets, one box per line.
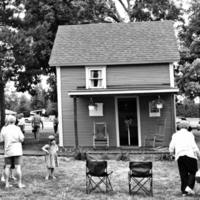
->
[42, 135, 59, 180]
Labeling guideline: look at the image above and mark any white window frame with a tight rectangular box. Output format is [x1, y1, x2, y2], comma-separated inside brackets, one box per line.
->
[85, 66, 106, 89]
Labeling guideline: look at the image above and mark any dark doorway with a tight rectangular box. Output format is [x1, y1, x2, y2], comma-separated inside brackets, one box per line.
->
[118, 98, 138, 146]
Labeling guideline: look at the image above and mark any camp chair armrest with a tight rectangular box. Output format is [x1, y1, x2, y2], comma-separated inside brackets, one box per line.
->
[128, 170, 132, 176]
[107, 171, 113, 176]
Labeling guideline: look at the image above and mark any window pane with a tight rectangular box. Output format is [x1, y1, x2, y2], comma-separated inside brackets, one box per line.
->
[90, 70, 102, 78]
[98, 80, 102, 87]
[90, 79, 102, 87]
[93, 79, 98, 87]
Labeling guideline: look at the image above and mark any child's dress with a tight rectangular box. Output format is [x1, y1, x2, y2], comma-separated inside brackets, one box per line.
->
[44, 144, 58, 168]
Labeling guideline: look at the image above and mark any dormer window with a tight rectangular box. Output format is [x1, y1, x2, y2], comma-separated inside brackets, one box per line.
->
[86, 66, 106, 89]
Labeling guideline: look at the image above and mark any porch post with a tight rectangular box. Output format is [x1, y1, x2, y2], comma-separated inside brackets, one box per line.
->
[73, 97, 79, 148]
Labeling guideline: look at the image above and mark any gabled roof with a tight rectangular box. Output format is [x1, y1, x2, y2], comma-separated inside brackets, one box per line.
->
[49, 21, 180, 67]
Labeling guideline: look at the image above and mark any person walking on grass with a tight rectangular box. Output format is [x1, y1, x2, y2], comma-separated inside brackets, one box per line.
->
[0, 115, 25, 188]
[42, 135, 58, 180]
[53, 114, 59, 135]
[1, 116, 16, 183]
[169, 121, 200, 197]
[32, 112, 44, 141]
[18, 113, 25, 134]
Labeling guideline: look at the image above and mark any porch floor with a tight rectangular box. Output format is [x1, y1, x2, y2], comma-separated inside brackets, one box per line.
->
[86, 146, 170, 161]
[87, 146, 169, 154]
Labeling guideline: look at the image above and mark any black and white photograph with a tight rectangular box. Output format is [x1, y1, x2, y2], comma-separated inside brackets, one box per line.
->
[1, 0, 200, 199]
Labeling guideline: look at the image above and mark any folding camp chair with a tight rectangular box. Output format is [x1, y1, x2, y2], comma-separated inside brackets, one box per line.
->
[93, 122, 109, 149]
[86, 159, 113, 194]
[128, 161, 153, 196]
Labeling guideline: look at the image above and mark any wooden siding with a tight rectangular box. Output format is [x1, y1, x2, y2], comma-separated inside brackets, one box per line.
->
[60, 67, 85, 146]
[139, 94, 175, 146]
[60, 67, 117, 146]
[107, 64, 170, 86]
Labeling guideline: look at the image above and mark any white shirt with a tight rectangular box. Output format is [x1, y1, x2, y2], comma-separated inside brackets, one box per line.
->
[18, 118, 25, 126]
[0, 124, 24, 157]
[169, 128, 200, 161]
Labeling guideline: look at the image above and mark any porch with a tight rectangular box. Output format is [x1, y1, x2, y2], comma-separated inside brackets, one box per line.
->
[67, 88, 177, 148]
[60, 146, 171, 161]
[87, 146, 169, 158]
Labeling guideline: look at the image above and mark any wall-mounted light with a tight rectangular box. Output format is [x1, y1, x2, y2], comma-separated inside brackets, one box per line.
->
[156, 96, 163, 109]
[88, 97, 97, 111]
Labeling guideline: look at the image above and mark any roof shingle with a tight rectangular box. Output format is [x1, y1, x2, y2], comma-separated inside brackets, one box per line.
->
[49, 21, 180, 66]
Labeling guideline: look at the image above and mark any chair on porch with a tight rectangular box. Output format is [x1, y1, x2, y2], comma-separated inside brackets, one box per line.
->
[144, 119, 166, 148]
[144, 134, 164, 148]
[93, 122, 109, 149]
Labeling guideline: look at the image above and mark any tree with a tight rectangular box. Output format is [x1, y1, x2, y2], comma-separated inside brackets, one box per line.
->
[30, 85, 47, 110]
[46, 101, 57, 116]
[0, 0, 51, 126]
[5, 83, 20, 111]
[16, 94, 31, 116]
[0, 0, 37, 126]
[19, 0, 118, 102]
[176, 1, 200, 99]
[112, 0, 183, 22]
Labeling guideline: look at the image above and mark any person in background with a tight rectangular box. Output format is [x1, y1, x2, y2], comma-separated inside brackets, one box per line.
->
[1, 115, 16, 183]
[32, 112, 44, 141]
[0, 115, 25, 188]
[53, 114, 59, 135]
[169, 121, 200, 197]
[18, 113, 25, 134]
[15, 114, 19, 126]
[42, 135, 59, 180]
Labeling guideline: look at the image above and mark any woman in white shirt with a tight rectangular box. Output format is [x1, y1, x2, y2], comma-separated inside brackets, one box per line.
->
[169, 121, 200, 196]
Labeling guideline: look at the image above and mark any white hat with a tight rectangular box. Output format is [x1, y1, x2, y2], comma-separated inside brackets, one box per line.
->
[48, 135, 55, 140]
[6, 115, 16, 124]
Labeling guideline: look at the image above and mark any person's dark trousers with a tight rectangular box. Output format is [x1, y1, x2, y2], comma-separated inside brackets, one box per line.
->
[54, 125, 58, 134]
[177, 155, 198, 194]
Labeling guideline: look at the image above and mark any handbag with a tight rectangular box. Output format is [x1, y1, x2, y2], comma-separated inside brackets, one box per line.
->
[195, 169, 200, 183]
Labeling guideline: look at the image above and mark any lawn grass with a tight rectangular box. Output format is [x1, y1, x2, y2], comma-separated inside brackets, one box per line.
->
[0, 156, 200, 200]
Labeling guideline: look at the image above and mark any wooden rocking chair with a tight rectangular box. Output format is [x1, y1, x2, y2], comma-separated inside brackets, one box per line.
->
[93, 122, 109, 149]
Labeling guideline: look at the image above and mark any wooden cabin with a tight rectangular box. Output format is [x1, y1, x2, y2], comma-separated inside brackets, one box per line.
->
[49, 21, 179, 148]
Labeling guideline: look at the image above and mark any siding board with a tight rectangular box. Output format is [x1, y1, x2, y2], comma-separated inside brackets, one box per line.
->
[107, 64, 169, 86]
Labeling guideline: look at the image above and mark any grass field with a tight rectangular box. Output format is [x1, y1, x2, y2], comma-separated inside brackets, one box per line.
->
[1, 121, 200, 199]
[1, 156, 200, 200]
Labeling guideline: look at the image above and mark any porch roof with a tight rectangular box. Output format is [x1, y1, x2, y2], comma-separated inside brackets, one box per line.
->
[68, 85, 179, 97]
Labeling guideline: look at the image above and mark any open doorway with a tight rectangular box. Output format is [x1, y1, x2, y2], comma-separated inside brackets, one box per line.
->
[118, 98, 138, 146]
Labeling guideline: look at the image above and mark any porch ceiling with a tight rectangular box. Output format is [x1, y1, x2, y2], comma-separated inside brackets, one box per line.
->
[68, 85, 179, 97]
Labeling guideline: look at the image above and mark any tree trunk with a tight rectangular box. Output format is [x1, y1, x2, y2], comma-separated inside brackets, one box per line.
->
[0, 81, 5, 128]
